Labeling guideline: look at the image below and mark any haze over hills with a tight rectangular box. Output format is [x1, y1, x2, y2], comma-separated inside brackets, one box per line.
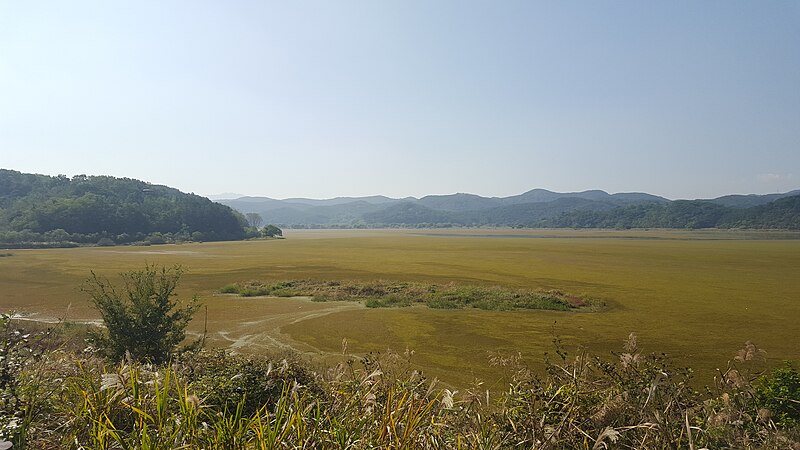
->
[217, 189, 800, 229]
[702, 191, 800, 208]
[2, 168, 798, 239]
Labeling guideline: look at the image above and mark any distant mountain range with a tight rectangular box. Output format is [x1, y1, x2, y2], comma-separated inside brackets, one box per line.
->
[3, 167, 798, 237]
[218, 189, 800, 229]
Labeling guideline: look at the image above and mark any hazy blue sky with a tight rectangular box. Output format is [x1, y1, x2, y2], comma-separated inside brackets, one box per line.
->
[1, 1, 798, 200]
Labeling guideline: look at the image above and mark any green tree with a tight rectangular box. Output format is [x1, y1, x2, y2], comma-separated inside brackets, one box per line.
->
[84, 264, 201, 364]
[262, 224, 282, 237]
[245, 212, 263, 228]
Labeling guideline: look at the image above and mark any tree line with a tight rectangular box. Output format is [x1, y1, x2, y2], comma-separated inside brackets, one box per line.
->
[541, 196, 800, 229]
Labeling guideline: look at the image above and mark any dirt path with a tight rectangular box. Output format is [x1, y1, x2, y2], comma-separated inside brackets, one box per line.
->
[9, 313, 104, 327]
[197, 297, 364, 356]
[9, 297, 364, 359]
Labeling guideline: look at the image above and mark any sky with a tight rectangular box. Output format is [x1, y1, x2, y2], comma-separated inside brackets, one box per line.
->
[1, 1, 799, 200]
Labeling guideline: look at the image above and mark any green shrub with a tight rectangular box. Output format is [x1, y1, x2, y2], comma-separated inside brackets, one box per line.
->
[382, 294, 412, 307]
[756, 364, 800, 426]
[239, 287, 272, 297]
[364, 298, 382, 308]
[84, 264, 201, 364]
[218, 284, 240, 294]
[180, 351, 320, 417]
[262, 224, 283, 238]
[222, 281, 301, 297]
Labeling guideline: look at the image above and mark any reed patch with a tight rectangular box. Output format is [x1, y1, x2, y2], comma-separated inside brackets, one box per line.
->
[218, 279, 603, 311]
[3, 317, 799, 449]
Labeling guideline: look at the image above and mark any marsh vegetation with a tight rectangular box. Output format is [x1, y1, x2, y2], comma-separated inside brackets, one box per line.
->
[219, 279, 601, 311]
[1, 229, 799, 387]
[1, 229, 799, 448]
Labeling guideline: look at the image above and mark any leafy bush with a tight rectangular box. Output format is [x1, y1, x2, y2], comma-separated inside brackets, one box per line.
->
[262, 224, 283, 237]
[221, 281, 300, 298]
[239, 286, 273, 297]
[218, 283, 240, 294]
[84, 264, 201, 363]
[756, 364, 800, 427]
[180, 351, 320, 417]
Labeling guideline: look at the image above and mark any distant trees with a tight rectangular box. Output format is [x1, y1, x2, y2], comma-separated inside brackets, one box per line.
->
[84, 264, 201, 363]
[543, 197, 800, 230]
[262, 224, 282, 238]
[245, 212, 263, 228]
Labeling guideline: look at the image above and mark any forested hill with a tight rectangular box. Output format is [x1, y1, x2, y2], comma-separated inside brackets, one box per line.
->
[219, 189, 800, 230]
[541, 196, 800, 229]
[0, 169, 247, 247]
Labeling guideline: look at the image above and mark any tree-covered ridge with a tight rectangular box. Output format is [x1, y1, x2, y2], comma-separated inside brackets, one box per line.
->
[220, 189, 800, 229]
[542, 195, 800, 229]
[0, 169, 248, 246]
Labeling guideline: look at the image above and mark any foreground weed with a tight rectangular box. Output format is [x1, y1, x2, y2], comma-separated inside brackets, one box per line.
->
[6, 328, 799, 449]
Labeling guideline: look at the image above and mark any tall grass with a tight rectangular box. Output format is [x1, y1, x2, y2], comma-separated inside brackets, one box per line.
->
[4, 318, 799, 449]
